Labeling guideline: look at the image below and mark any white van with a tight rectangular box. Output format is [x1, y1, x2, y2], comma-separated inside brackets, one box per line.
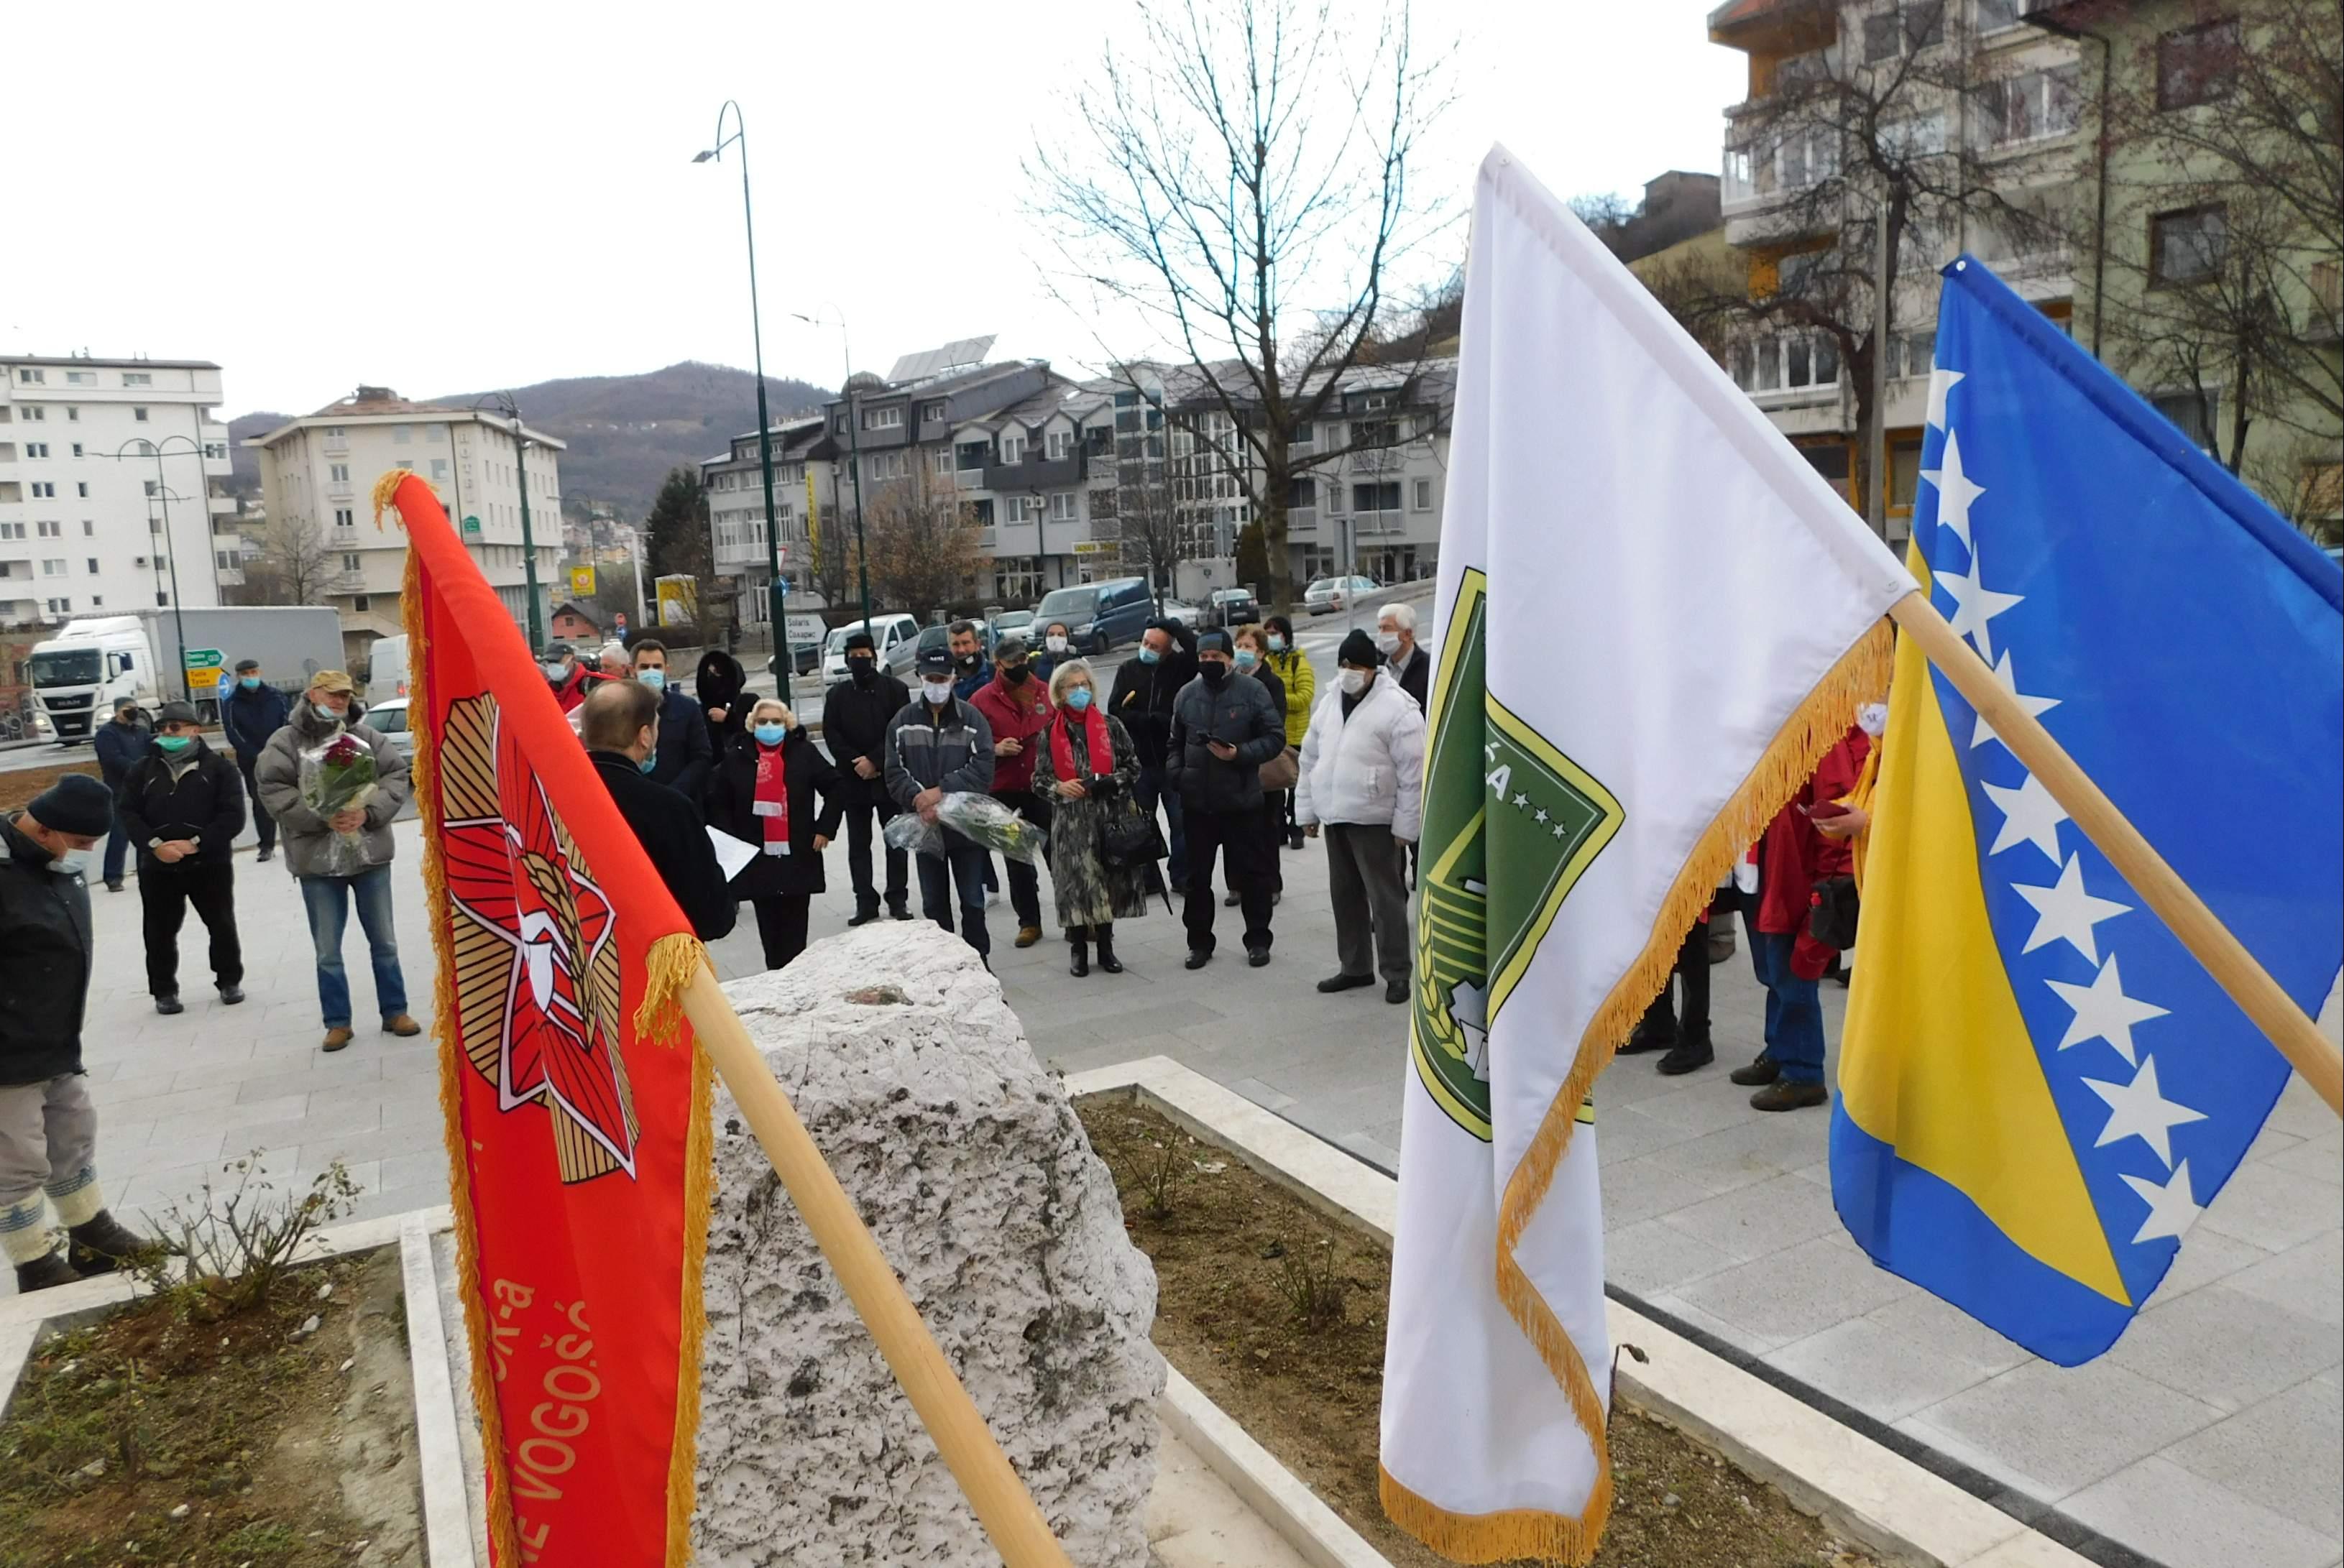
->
[367, 633, 410, 708]
[818, 614, 921, 686]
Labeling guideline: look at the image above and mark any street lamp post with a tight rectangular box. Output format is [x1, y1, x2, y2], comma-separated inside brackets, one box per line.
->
[106, 436, 203, 702]
[696, 102, 790, 648]
[793, 308, 870, 626]
[473, 395, 546, 649]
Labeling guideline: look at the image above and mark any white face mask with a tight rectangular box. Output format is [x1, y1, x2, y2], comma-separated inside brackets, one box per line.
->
[922, 678, 955, 706]
[1857, 702, 1889, 739]
[1338, 668, 1371, 696]
[1375, 631, 1402, 657]
[1044, 635, 1069, 654]
[50, 845, 95, 878]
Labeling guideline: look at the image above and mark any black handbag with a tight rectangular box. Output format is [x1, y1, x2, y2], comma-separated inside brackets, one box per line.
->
[1100, 801, 1167, 869]
[1808, 875, 1860, 951]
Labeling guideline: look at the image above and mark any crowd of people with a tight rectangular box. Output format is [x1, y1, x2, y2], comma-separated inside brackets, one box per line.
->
[0, 592, 1880, 1294]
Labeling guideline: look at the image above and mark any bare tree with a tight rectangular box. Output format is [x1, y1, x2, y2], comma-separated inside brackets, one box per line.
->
[1031, 0, 1453, 611]
[236, 513, 333, 606]
[1655, 0, 2074, 522]
[860, 454, 981, 622]
[2083, 0, 2341, 479]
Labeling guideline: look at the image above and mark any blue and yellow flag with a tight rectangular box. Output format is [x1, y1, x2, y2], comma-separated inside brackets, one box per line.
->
[1832, 257, 2343, 1365]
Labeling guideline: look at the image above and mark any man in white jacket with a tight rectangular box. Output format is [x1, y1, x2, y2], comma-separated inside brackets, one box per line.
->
[1295, 629, 1425, 1004]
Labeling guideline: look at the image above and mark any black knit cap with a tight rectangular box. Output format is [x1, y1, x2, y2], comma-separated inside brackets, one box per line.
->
[1338, 628, 1384, 668]
[28, 774, 114, 837]
[1195, 629, 1233, 656]
[843, 630, 875, 653]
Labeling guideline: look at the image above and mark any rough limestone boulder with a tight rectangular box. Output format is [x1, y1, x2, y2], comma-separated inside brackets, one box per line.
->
[691, 921, 1164, 1567]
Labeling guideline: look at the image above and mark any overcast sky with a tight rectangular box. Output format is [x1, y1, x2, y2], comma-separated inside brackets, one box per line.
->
[11, 1, 1743, 419]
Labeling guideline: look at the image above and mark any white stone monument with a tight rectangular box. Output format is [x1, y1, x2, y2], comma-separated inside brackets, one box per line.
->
[692, 923, 1163, 1566]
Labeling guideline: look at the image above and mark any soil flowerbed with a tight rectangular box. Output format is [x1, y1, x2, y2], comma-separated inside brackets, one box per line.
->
[1079, 1098, 1878, 1568]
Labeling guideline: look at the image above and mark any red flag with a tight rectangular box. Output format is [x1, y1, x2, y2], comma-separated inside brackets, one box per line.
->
[377, 472, 712, 1567]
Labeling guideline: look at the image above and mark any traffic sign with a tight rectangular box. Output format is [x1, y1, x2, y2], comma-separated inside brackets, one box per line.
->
[569, 566, 597, 598]
[184, 647, 224, 694]
[462, 515, 482, 535]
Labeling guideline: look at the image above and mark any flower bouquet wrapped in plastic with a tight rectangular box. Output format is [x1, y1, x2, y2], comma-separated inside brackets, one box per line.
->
[300, 729, 379, 876]
[882, 793, 1043, 862]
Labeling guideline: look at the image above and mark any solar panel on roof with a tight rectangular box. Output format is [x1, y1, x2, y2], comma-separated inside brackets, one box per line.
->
[887, 335, 997, 383]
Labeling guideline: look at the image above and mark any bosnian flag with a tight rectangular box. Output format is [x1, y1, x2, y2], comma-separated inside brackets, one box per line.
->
[1380, 148, 1911, 1563]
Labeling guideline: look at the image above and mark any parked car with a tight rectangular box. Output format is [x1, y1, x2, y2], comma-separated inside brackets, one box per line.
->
[363, 696, 415, 756]
[1159, 598, 1203, 631]
[992, 609, 1036, 641]
[1033, 577, 1157, 655]
[1205, 587, 1260, 627]
[1304, 574, 1382, 616]
[819, 614, 922, 686]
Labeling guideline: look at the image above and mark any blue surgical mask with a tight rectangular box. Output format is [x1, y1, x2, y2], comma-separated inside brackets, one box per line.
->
[638, 755, 658, 775]
[1234, 649, 1259, 670]
[541, 662, 568, 682]
[638, 668, 666, 692]
[1137, 647, 1161, 665]
[239, 675, 261, 691]
[754, 722, 787, 747]
[1267, 635, 1287, 652]
[1067, 687, 1093, 711]
[156, 734, 193, 755]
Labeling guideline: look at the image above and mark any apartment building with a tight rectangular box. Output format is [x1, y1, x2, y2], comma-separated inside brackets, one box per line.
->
[1709, 0, 2083, 537]
[0, 354, 239, 629]
[247, 387, 564, 666]
[704, 414, 832, 623]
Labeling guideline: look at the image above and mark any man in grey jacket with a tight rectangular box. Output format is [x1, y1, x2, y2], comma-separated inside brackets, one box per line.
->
[1165, 630, 1286, 969]
[884, 646, 997, 961]
[253, 670, 420, 1053]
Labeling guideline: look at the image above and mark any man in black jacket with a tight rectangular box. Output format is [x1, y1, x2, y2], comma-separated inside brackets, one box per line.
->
[581, 683, 736, 942]
[219, 659, 292, 862]
[1165, 631, 1286, 969]
[821, 630, 912, 925]
[116, 702, 247, 1015]
[1, 775, 162, 1293]
[91, 697, 146, 891]
[1106, 617, 1199, 891]
[625, 638, 715, 804]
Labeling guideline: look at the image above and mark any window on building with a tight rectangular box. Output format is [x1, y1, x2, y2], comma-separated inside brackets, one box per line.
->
[16, 368, 43, 384]
[923, 401, 948, 423]
[343, 552, 364, 571]
[133, 406, 150, 422]
[428, 424, 445, 442]
[121, 372, 152, 387]
[0, 523, 20, 539]
[1352, 418, 1399, 448]
[70, 443, 83, 458]
[30, 482, 55, 499]
[2159, 17, 2240, 109]
[1001, 434, 1027, 464]
[81, 520, 92, 535]
[17, 406, 42, 423]
[1049, 492, 1080, 522]
[1352, 481, 1402, 513]
[1981, 65, 2082, 144]
[392, 425, 412, 443]
[353, 595, 370, 612]
[65, 407, 77, 421]
[37, 520, 60, 537]
[330, 463, 351, 483]
[88, 558, 100, 573]
[47, 598, 70, 614]
[2151, 206, 2227, 285]
[41, 558, 66, 576]
[862, 404, 904, 430]
[24, 443, 47, 458]
[1047, 429, 1072, 461]
[1412, 478, 1435, 512]
[203, 442, 226, 460]
[431, 458, 449, 481]
[2149, 389, 2218, 451]
[64, 369, 96, 387]
[334, 507, 354, 527]
[1888, 433, 1926, 512]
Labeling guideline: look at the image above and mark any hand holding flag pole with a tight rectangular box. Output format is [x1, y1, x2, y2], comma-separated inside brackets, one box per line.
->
[1888, 591, 2343, 1118]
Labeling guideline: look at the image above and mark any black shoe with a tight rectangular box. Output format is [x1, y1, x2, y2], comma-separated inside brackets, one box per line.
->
[14, 1248, 78, 1293]
[1223, 890, 1241, 907]
[1729, 1053, 1780, 1087]
[1384, 977, 1409, 1004]
[1616, 1026, 1675, 1057]
[1070, 940, 1090, 978]
[889, 906, 914, 921]
[1317, 972, 1376, 995]
[1657, 1036, 1714, 1076]
[68, 1211, 162, 1276]
[218, 984, 245, 1006]
[1246, 946, 1271, 969]
[1095, 933, 1123, 974]
[1750, 1079, 1829, 1112]
[154, 994, 183, 1015]
[1287, 831, 1305, 850]
[1185, 949, 1212, 970]
[847, 909, 881, 928]
[104, 880, 124, 893]
[257, 846, 274, 864]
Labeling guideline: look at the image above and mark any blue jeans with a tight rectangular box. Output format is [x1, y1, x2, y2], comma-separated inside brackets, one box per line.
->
[1750, 929, 1825, 1084]
[300, 866, 408, 1028]
[918, 841, 992, 959]
[1134, 762, 1188, 888]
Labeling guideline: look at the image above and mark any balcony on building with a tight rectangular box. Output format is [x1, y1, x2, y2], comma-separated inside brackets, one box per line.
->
[983, 450, 1088, 493]
[331, 570, 367, 594]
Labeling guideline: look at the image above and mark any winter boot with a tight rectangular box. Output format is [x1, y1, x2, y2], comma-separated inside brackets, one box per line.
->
[1069, 933, 1090, 978]
[1095, 925, 1123, 974]
[68, 1210, 162, 1276]
[14, 1248, 79, 1293]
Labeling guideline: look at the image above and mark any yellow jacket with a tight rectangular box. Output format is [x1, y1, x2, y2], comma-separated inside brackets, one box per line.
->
[1264, 647, 1315, 747]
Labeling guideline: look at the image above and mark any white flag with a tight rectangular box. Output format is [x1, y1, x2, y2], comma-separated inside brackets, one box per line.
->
[1380, 147, 1912, 1563]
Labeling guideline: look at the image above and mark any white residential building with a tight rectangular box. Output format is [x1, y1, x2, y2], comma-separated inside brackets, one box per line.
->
[0, 354, 239, 629]
[247, 387, 565, 666]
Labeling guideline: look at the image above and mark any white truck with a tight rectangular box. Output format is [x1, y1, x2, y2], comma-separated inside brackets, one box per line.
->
[28, 606, 344, 744]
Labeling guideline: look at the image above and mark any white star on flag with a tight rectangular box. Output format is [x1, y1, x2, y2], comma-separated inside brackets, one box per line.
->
[2046, 954, 2169, 1067]
[1970, 650, 2062, 751]
[2120, 1159, 2204, 1244]
[1926, 359, 1964, 430]
[1921, 428, 1987, 548]
[1937, 541, 2026, 660]
[1981, 771, 2069, 864]
[2085, 1055, 2207, 1168]
[2013, 852, 2132, 963]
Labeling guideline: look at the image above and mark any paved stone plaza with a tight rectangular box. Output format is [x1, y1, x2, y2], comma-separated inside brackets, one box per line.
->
[16, 617, 2338, 1568]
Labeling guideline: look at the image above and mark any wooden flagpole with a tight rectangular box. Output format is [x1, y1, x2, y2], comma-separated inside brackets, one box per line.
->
[1889, 591, 2343, 1118]
[676, 967, 1077, 1568]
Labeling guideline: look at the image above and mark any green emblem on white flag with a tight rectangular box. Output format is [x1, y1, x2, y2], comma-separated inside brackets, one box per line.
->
[1412, 569, 1624, 1141]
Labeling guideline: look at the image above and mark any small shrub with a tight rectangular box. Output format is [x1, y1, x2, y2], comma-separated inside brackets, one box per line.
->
[1272, 1239, 1348, 1330]
[134, 1156, 362, 1319]
[1116, 1135, 1189, 1223]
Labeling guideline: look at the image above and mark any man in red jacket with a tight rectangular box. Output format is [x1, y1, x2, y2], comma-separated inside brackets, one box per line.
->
[1728, 725, 1871, 1112]
[969, 634, 1054, 949]
[539, 642, 608, 714]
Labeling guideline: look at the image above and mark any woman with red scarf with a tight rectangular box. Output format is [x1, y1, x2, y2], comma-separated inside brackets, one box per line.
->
[707, 697, 842, 970]
[1031, 660, 1153, 977]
